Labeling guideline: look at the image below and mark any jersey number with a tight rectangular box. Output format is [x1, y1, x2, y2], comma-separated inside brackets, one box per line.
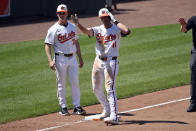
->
[112, 41, 116, 48]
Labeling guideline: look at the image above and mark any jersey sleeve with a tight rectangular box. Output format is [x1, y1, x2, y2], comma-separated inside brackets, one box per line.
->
[186, 17, 193, 31]
[74, 26, 79, 40]
[92, 26, 99, 36]
[45, 27, 55, 45]
[116, 25, 121, 38]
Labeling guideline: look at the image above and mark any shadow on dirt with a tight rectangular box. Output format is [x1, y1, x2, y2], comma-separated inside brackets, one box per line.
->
[118, 120, 188, 125]
[118, 113, 135, 116]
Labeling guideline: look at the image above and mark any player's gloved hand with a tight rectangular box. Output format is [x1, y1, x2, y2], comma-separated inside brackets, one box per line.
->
[178, 18, 186, 25]
[108, 12, 117, 23]
[71, 14, 79, 25]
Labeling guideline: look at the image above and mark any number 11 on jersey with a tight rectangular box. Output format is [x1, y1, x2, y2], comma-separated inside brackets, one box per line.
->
[112, 41, 116, 48]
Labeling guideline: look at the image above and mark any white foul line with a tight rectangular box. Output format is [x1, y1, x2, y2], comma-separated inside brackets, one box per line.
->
[120, 97, 190, 114]
[36, 120, 85, 131]
[36, 97, 190, 131]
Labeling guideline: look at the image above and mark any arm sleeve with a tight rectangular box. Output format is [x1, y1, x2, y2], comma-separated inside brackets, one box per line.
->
[186, 17, 193, 31]
[45, 28, 55, 45]
[116, 26, 121, 38]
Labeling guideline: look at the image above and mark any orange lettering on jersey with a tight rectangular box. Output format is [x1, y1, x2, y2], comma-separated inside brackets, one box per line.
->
[58, 31, 76, 44]
[96, 33, 116, 44]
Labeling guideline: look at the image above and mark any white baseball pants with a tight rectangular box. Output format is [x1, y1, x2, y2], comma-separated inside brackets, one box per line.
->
[92, 57, 119, 119]
[55, 54, 80, 108]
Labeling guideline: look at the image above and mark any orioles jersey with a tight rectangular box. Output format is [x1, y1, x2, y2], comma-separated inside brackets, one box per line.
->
[45, 22, 78, 54]
[92, 24, 121, 57]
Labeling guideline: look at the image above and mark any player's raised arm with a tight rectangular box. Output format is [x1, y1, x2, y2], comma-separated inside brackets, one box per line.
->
[108, 12, 130, 36]
[71, 14, 94, 37]
[178, 18, 187, 33]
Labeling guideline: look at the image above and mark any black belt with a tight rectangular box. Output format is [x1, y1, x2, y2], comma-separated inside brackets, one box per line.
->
[55, 53, 73, 57]
[98, 56, 117, 61]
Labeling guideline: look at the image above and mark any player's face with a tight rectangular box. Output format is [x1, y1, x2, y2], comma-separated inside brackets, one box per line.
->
[100, 16, 110, 24]
[57, 12, 68, 20]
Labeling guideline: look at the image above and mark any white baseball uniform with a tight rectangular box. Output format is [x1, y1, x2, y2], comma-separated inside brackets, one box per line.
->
[45, 21, 81, 108]
[91, 24, 121, 120]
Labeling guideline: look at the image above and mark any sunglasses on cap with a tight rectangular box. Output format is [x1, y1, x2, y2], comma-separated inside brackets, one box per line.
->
[57, 12, 66, 15]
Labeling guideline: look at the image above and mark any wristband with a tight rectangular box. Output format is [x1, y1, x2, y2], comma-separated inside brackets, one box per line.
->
[114, 21, 119, 25]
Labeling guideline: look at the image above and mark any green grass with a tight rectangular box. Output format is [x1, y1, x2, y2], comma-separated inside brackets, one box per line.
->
[0, 24, 192, 124]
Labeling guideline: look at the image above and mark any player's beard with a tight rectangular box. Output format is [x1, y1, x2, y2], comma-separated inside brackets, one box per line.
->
[100, 16, 112, 29]
[102, 20, 112, 29]
[58, 16, 68, 25]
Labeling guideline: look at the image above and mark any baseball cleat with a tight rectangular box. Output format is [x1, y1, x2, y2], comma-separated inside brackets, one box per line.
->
[72, 106, 86, 115]
[103, 116, 119, 125]
[59, 107, 70, 116]
[187, 105, 196, 112]
[92, 109, 110, 121]
[97, 110, 110, 119]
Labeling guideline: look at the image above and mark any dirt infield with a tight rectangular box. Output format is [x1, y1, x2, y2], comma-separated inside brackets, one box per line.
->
[0, 0, 196, 131]
[0, 85, 195, 131]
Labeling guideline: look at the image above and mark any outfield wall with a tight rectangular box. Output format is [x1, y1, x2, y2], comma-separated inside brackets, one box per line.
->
[6, 0, 105, 18]
[1, 0, 141, 18]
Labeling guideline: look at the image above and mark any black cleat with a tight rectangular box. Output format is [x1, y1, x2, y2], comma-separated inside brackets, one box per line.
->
[59, 107, 69, 116]
[187, 105, 196, 112]
[73, 106, 86, 115]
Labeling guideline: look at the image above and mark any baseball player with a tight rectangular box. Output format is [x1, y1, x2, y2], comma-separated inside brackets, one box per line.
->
[71, 8, 130, 124]
[44, 4, 86, 116]
[105, 0, 117, 11]
[179, 16, 196, 112]
[105, 0, 112, 11]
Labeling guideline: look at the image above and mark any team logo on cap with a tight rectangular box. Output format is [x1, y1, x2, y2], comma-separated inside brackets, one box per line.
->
[61, 6, 65, 10]
[102, 11, 105, 14]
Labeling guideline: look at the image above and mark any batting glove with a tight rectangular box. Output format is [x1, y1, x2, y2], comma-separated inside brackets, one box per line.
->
[108, 12, 117, 23]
